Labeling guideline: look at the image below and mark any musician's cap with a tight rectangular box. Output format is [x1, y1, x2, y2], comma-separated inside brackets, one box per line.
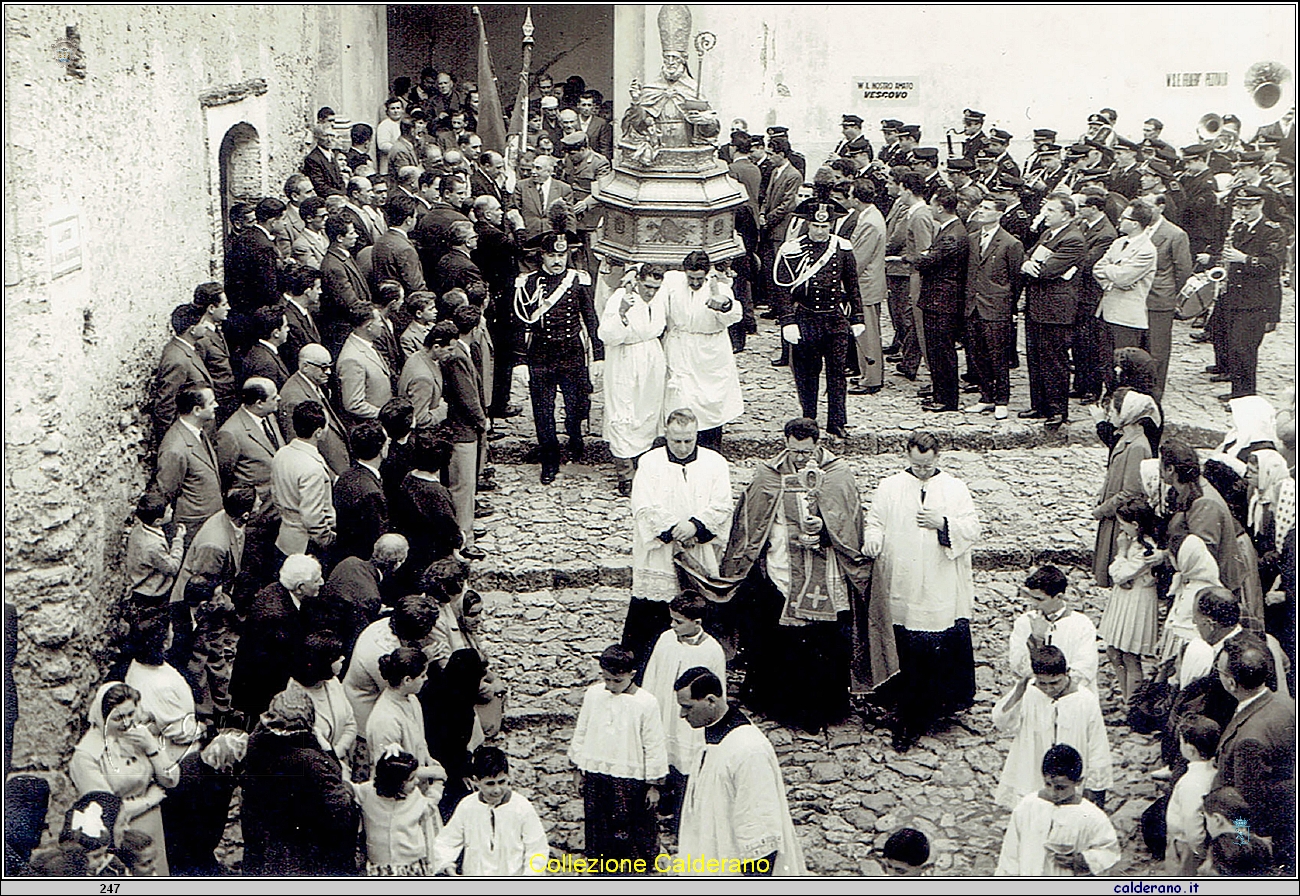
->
[766, 125, 790, 136]
[1142, 159, 1174, 179]
[1234, 150, 1265, 166]
[962, 109, 986, 122]
[946, 157, 975, 171]
[880, 119, 905, 131]
[841, 114, 864, 127]
[1233, 184, 1269, 203]
[540, 96, 559, 110]
[1114, 136, 1141, 152]
[898, 124, 921, 139]
[976, 147, 998, 160]
[1087, 113, 1108, 126]
[988, 128, 1013, 143]
[1032, 129, 1058, 140]
[912, 146, 939, 161]
[1065, 142, 1090, 157]
[527, 230, 579, 253]
[559, 131, 590, 150]
[1036, 143, 1063, 154]
[995, 174, 1025, 190]
[1179, 143, 1209, 159]
[792, 197, 848, 222]
[1077, 169, 1110, 184]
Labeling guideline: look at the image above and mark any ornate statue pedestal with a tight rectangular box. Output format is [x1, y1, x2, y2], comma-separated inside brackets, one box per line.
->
[594, 141, 744, 266]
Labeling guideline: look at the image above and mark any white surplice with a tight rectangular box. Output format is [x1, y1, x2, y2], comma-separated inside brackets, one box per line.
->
[433, 790, 549, 876]
[1008, 609, 1100, 694]
[597, 285, 668, 458]
[661, 270, 744, 429]
[996, 792, 1121, 876]
[642, 629, 727, 772]
[992, 683, 1114, 809]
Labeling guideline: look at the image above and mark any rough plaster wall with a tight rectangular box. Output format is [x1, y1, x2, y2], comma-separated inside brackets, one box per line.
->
[2, 5, 385, 804]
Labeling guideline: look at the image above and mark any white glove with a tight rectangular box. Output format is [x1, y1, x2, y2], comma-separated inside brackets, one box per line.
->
[851, 323, 866, 338]
[782, 324, 801, 345]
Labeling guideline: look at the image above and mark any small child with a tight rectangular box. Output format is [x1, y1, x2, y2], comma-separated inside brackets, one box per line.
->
[567, 644, 668, 866]
[1010, 565, 1099, 693]
[355, 749, 443, 876]
[880, 827, 930, 876]
[993, 646, 1113, 810]
[641, 590, 726, 823]
[1165, 715, 1221, 875]
[1197, 786, 1258, 875]
[124, 493, 186, 619]
[434, 746, 549, 876]
[1099, 495, 1166, 703]
[996, 744, 1121, 876]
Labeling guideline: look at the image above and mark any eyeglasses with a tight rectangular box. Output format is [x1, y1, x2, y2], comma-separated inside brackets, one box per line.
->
[307, 361, 333, 371]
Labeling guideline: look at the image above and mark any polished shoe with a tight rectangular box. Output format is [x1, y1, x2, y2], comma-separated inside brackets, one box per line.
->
[921, 401, 957, 412]
[1189, 331, 1212, 343]
[1209, 373, 1232, 383]
[1075, 392, 1100, 404]
[847, 383, 881, 395]
[827, 425, 849, 439]
[994, 405, 1009, 420]
[460, 546, 487, 561]
[472, 523, 488, 538]
[961, 383, 981, 394]
[1204, 365, 1220, 374]
[771, 354, 789, 368]
[540, 465, 559, 485]
[760, 308, 779, 320]
[965, 401, 995, 414]
[1042, 414, 1067, 431]
[893, 366, 917, 381]
[476, 477, 498, 492]
[1216, 392, 1237, 402]
[474, 500, 494, 519]
[616, 480, 633, 497]
[491, 404, 523, 419]
[883, 343, 901, 355]
[1018, 408, 1047, 419]
[567, 440, 586, 463]
[917, 385, 933, 397]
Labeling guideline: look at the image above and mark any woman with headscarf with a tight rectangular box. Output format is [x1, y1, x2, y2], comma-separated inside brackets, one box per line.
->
[1158, 535, 1222, 666]
[122, 613, 201, 772]
[69, 682, 179, 875]
[1093, 388, 1163, 587]
[160, 728, 247, 876]
[240, 688, 359, 876]
[1207, 395, 1278, 526]
[1099, 348, 1163, 455]
[1246, 448, 1297, 677]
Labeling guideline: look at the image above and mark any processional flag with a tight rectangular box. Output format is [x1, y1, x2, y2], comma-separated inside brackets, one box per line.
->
[472, 6, 509, 154]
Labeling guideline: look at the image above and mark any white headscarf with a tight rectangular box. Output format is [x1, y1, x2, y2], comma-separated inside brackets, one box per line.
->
[1248, 449, 1293, 536]
[1220, 396, 1278, 459]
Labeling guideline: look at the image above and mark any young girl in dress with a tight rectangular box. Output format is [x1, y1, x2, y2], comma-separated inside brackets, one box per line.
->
[355, 748, 442, 877]
[367, 647, 447, 791]
[1099, 495, 1166, 704]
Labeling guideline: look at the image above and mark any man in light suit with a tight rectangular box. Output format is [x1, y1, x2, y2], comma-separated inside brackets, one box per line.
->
[964, 197, 1025, 419]
[1213, 635, 1296, 872]
[331, 420, 390, 564]
[843, 179, 888, 394]
[1020, 194, 1086, 429]
[271, 401, 337, 560]
[513, 154, 573, 239]
[290, 196, 330, 270]
[152, 304, 216, 443]
[1093, 200, 1158, 382]
[1141, 195, 1192, 400]
[215, 377, 284, 505]
[319, 216, 371, 354]
[279, 343, 349, 478]
[302, 126, 345, 198]
[154, 385, 223, 540]
[281, 264, 322, 374]
[397, 320, 454, 432]
[240, 306, 291, 390]
[336, 306, 393, 428]
[760, 137, 802, 311]
[883, 171, 935, 380]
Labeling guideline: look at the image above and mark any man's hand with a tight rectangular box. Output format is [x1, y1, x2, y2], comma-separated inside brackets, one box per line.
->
[1195, 253, 1212, 266]
[782, 324, 801, 345]
[670, 520, 697, 542]
[572, 767, 585, 790]
[1221, 246, 1249, 264]
[1028, 612, 1050, 642]
[851, 323, 866, 338]
[916, 507, 945, 530]
[1050, 848, 1091, 874]
[863, 531, 883, 558]
[1021, 259, 1042, 277]
[506, 208, 525, 231]
[619, 292, 635, 316]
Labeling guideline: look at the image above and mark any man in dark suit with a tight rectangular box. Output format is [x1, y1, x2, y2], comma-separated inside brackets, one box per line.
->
[279, 343, 349, 478]
[371, 196, 427, 297]
[766, 126, 805, 178]
[911, 190, 969, 412]
[577, 91, 614, 159]
[281, 264, 322, 374]
[318, 533, 409, 657]
[229, 553, 325, 719]
[412, 174, 473, 284]
[152, 304, 216, 442]
[469, 151, 511, 209]
[1106, 138, 1143, 200]
[441, 305, 489, 559]
[471, 195, 526, 419]
[240, 306, 291, 390]
[512, 154, 573, 239]
[964, 197, 1025, 419]
[760, 137, 802, 315]
[1212, 634, 1296, 872]
[224, 198, 286, 350]
[959, 109, 988, 162]
[985, 129, 1021, 180]
[1020, 194, 1086, 429]
[432, 221, 485, 297]
[1214, 187, 1285, 400]
[302, 126, 345, 198]
[1071, 194, 1118, 402]
[154, 385, 224, 538]
[319, 216, 371, 354]
[833, 113, 873, 166]
[191, 282, 239, 426]
[332, 421, 389, 563]
[215, 377, 284, 506]
[1178, 143, 1223, 259]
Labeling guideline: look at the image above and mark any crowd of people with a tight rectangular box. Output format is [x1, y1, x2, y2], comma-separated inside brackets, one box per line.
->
[2, 56, 1296, 879]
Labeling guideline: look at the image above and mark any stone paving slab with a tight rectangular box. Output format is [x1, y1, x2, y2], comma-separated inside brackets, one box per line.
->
[472, 569, 1166, 877]
[473, 446, 1110, 589]
[487, 286, 1294, 456]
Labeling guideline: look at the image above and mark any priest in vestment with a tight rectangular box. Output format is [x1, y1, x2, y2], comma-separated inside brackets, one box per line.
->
[865, 430, 980, 752]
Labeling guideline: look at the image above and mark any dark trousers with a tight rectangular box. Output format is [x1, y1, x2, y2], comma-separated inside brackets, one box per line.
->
[921, 308, 960, 408]
[1223, 308, 1270, 397]
[968, 314, 1012, 406]
[1142, 309, 1175, 401]
[885, 275, 915, 355]
[622, 596, 672, 683]
[1208, 301, 1229, 369]
[790, 312, 851, 429]
[1071, 304, 1106, 398]
[487, 320, 518, 415]
[528, 362, 588, 460]
[1026, 319, 1073, 418]
[582, 772, 658, 864]
[1101, 322, 1145, 391]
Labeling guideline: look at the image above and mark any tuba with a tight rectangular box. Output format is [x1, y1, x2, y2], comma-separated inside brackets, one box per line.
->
[1196, 112, 1224, 143]
[1245, 61, 1292, 110]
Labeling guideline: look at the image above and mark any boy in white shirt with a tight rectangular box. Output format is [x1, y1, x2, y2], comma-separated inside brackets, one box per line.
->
[1009, 565, 1099, 693]
[434, 746, 549, 876]
[1164, 715, 1221, 875]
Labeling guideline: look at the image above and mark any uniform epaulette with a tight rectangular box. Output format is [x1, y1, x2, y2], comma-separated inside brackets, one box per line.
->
[515, 272, 532, 288]
[835, 235, 854, 250]
[574, 270, 592, 286]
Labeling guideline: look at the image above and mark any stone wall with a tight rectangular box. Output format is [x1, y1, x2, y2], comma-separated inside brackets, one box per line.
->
[2, 5, 385, 796]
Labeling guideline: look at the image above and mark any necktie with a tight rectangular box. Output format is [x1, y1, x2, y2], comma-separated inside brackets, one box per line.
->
[200, 431, 217, 467]
[262, 416, 280, 450]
